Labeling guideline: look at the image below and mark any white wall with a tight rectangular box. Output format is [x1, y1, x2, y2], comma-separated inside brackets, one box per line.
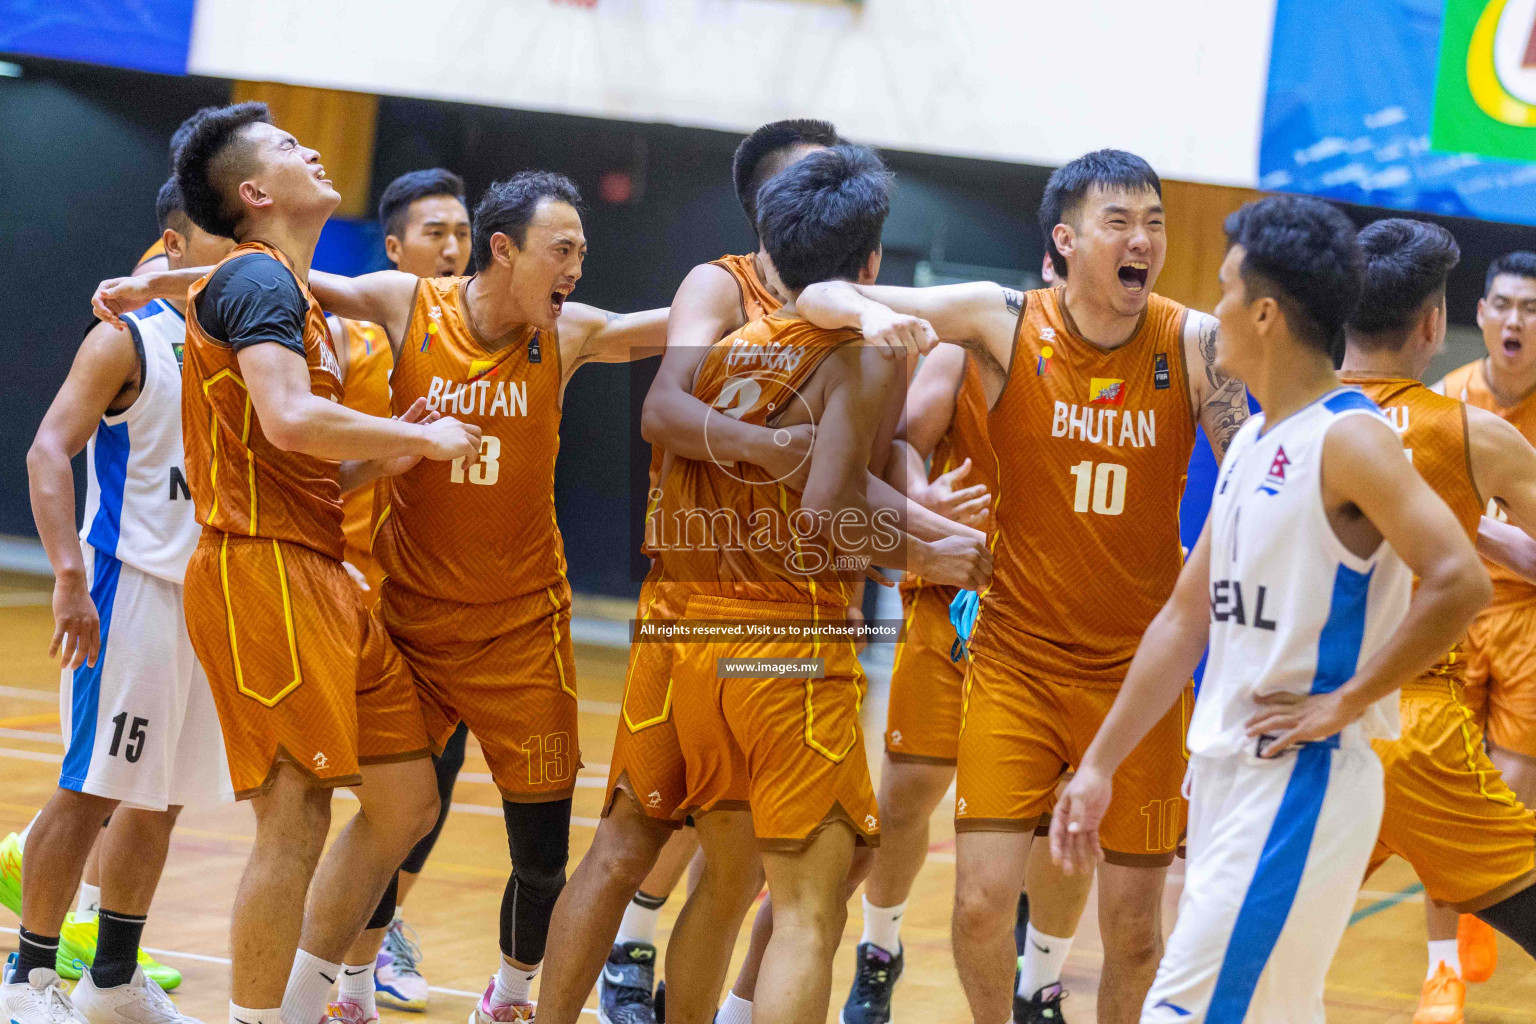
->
[189, 0, 1277, 186]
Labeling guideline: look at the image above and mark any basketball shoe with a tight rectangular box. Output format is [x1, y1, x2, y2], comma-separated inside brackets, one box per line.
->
[0, 833, 22, 916]
[840, 942, 902, 1024]
[469, 979, 533, 1023]
[1412, 962, 1465, 1024]
[2, 955, 88, 1024]
[1457, 914, 1497, 984]
[375, 918, 428, 1011]
[1015, 982, 1068, 1023]
[324, 1000, 378, 1024]
[597, 941, 658, 1024]
[71, 966, 202, 1024]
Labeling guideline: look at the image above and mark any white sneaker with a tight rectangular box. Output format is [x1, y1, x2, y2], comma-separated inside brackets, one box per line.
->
[70, 967, 202, 1024]
[1, 959, 89, 1024]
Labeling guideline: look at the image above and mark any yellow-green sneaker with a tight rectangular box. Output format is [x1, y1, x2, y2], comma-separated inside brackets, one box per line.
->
[0, 832, 22, 916]
[55, 913, 183, 991]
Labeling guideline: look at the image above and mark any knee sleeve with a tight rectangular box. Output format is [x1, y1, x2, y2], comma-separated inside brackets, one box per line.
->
[400, 723, 469, 875]
[1474, 882, 1536, 959]
[498, 798, 572, 964]
[367, 872, 400, 931]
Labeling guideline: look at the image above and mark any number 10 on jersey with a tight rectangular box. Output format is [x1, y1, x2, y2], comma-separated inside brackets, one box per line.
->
[1068, 460, 1127, 515]
[451, 436, 501, 486]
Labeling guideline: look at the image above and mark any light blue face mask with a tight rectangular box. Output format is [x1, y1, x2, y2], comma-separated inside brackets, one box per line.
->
[948, 588, 980, 663]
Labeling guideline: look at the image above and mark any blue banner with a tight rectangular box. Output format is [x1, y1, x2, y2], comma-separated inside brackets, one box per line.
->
[0, 0, 195, 75]
[1261, 0, 1536, 225]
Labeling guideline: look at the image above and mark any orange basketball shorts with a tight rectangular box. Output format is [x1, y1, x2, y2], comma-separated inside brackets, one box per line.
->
[381, 580, 580, 802]
[663, 591, 879, 850]
[955, 648, 1186, 865]
[604, 576, 726, 827]
[1462, 599, 1536, 758]
[885, 584, 965, 765]
[1369, 680, 1536, 911]
[184, 530, 429, 799]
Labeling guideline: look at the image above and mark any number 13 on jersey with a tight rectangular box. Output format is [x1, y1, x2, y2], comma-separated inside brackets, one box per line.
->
[1068, 460, 1127, 515]
[451, 436, 501, 486]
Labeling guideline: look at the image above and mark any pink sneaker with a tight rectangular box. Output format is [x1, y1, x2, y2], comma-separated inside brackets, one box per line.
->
[324, 1000, 379, 1024]
[467, 979, 534, 1023]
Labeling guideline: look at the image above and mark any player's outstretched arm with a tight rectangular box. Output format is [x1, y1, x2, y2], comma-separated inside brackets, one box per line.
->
[306, 269, 418, 359]
[641, 263, 808, 478]
[795, 280, 1013, 369]
[26, 322, 141, 669]
[92, 268, 206, 326]
[558, 303, 670, 380]
[1052, 520, 1214, 874]
[1476, 517, 1536, 585]
[1183, 311, 1249, 463]
[238, 342, 480, 464]
[1246, 415, 1490, 755]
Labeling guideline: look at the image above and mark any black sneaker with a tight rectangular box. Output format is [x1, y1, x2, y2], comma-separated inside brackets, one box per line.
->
[840, 942, 903, 1024]
[597, 942, 658, 1024]
[1014, 981, 1067, 1023]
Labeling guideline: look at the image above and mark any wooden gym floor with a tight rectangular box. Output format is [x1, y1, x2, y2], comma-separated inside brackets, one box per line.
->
[0, 571, 1532, 1023]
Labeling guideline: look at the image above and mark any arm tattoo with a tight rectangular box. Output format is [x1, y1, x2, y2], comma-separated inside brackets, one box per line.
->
[1198, 316, 1248, 462]
[1003, 288, 1024, 317]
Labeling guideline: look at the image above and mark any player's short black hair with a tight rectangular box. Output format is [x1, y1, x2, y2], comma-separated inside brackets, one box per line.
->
[1224, 195, 1362, 365]
[756, 144, 893, 294]
[1348, 219, 1459, 345]
[1038, 149, 1162, 278]
[378, 168, 467, 240]
[155, 177, 192, 236]
[1484, 251, 1536, 295]
[169, 106, 221, 170]
[471, 171, 582, 268]
[732, 119, 842, 230]
[173, 101, 272, 240]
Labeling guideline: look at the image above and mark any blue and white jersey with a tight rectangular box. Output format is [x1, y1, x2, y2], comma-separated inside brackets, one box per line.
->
[80, 299, 199, 584]
[1190, 386, 1411, 757]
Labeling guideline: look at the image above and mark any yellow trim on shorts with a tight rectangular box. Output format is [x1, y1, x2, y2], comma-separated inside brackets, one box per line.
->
[622, 578, 673, 732]
[220, 533, 304, 708]
[1450, 678, 1517, 807]
[546, 586, 577, 699]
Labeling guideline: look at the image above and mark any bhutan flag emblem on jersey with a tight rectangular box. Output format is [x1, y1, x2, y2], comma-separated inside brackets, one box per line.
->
[1088, 377, 1126, 405]
[469, 358, 501, 382]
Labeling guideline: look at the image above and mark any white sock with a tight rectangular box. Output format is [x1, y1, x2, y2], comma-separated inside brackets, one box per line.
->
[338, 962, 376, 1018]
[282, 950, 342, 1024]
[859, 895, 906, 955]
[716, 992, 753, 1024]
[616, 895, 662, 946]
[492, 961, 539, 1007]
[1017, 923, 1075, 997]
[1427, 939, 1461, 979]
[75, 883, 101, 918]
[230, 1004, 282, 1024]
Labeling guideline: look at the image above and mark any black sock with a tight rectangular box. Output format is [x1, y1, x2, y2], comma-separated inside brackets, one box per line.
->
[631, 889, 667, 912]
[1475, 883, 1536, 959]
[90, 909, 146, 988]
[13, 927, 59, 982]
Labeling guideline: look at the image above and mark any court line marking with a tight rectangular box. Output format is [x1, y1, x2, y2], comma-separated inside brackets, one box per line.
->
[1348, 882, 1425, 925]
[0, 728, 59, 743]
[0, 928, 598, 1012]
[0, 685, 55, 702]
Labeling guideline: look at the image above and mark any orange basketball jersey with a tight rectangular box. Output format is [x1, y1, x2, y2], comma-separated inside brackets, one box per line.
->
[1440, 358, 1536, 606]
[646, 254, 784, 496]
[969, 288, 1195, 688]
[1350, 375, 1484, 686]
[181, 242, 345, 558]
[371, 276, 567, 604]
[652, 314, 861, 609]
[336, 317, 393, 595]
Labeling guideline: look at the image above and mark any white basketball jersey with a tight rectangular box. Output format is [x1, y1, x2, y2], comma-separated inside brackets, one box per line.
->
[80, 299, 199, 584]
[1191, 387, 1411, 757]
